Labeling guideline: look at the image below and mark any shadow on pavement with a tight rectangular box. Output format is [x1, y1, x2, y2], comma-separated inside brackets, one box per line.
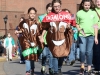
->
[63, 69, 79, 75]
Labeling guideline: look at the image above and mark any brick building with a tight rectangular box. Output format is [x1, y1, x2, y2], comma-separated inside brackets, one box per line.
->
[0, 0, 82, 42]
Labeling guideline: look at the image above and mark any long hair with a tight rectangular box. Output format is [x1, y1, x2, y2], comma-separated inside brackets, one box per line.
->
[79, 0, 95, 10]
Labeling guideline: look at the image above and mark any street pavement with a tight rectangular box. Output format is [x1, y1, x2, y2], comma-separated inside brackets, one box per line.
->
[2, 58, 82, 75]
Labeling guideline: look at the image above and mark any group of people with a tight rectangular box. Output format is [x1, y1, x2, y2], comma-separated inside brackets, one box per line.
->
[14, 0, 100, 75]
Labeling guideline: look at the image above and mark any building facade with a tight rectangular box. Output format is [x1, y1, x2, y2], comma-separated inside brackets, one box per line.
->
[0, 0, 82, 41]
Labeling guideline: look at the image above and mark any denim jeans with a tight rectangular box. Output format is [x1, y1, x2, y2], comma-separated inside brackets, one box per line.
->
[75, 47, 80, 60]
[25, 60, 34, 72]
[42, 47, 53, 69]
[17, 40, 25, 62]
[67, 42, 76, 62]
[79, 36, 94, 65]
[53, 57, 64, 73]
[93, 34, 100, 70]
[18, 47, 25, 62]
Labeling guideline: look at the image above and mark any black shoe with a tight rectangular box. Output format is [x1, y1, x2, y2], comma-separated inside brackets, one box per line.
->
[49, 68, 54, 75]
[58, 69, 62, 75]
[70, 60, 75, 66]
[80, 68, 85, 75]
[31, 70, 34, 75]
[9, 59, 12, 61]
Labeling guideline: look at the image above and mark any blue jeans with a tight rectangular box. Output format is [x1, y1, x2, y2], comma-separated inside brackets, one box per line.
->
[93, 34, 100, 70]
[18, 47, 25, 62]
[67, 42, 76, 62]
[25, 60, 34, 72]
[17, 40, 25, 62]
[53, 57, 64, 73]
[75, 38, 80, 60]
[79, 36, 94, 65]
[42, 47, 53, 69]
[75, 47, 80, 60]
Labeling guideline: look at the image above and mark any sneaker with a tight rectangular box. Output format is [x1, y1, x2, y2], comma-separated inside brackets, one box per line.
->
[26, 71, 30, 75]
[87, 70, 94, 75]
[58, 69, 62, 75]
[66, 62, 71, 66]
[70, 60, 75, 66]
[80, 68, 85, 75]
[49, 69, 53, 75]
[9, 59, 12, 61]
[62, 61, 66, 66]
[41, 66, 46, 75]
[20, 61, 23, 64]
[31, 70, 34, 75]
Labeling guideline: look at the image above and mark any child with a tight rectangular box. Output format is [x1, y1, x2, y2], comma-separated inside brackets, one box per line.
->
[76, 0, 98, 74]
[93, 0, 100, 73]
[4, 32, 16, 61]
[16, 7, 43, 75]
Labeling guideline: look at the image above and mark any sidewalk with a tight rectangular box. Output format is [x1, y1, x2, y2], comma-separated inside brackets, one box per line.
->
[0, 62, 6, 75]
[0, 56, 18, 62]
[0, 56, 18, 75]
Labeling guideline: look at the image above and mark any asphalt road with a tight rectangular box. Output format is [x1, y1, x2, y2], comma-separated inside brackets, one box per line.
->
[2, 59, 82, 75]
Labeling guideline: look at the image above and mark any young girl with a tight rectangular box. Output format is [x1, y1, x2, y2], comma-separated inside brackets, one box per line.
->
[4, 32, 16, 61]
[16, 7, 42, 75]
[38, 3, 54, 75]
[76, 0, 98, 75]
[62, 8, 78, 66]
[93, 0, 100, 73]
[42, 0, 74, 75]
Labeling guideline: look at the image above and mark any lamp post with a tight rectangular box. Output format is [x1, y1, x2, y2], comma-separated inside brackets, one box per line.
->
[3, 15, 8, 35]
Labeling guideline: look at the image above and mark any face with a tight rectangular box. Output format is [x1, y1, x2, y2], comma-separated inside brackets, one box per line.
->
[47, 7, 52, 14]
[82, 1, 91, 11]
[53, 2, 61, 13]
[96, 0, 100, 8]
[20, 18, 24, 22]
[28, 10, 36, 20]
[8, 33, 11, 37]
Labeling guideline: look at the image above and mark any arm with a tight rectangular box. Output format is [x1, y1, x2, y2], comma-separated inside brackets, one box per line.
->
[3, 38, 6, 48]
[12, 38, 16, 47]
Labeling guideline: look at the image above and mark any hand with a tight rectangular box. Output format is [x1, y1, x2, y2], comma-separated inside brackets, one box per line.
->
[15, 30, 19, 34]
[80, 29, 86, 36]
[95, 38, 98, 45]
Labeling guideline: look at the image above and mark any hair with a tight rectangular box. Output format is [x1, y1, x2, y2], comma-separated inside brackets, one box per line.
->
[51, 0, 62, 12]
[20, 17, 25, 20]
[52, 0, 62, 6]
[62, 8, 71, 13]
[3, 35, 7, 38]
[28, 7, 37, 14]
[79, 0, 95, 10]
[46, 3, 52, 10]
